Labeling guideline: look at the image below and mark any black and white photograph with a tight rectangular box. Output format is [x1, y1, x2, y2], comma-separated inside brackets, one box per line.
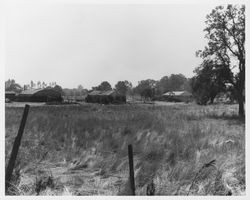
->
[1, 0, 248, 197]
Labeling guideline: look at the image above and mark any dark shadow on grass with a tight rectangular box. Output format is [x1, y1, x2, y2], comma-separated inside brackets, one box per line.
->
[207, 114, 245, 124]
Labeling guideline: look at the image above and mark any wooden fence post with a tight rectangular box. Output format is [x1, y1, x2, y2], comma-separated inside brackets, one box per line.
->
[5, 104, 30, 191]
[128, 144, 135, 195]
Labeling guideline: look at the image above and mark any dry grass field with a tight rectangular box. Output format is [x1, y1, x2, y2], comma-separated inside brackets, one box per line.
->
[5, 103, 245, 195]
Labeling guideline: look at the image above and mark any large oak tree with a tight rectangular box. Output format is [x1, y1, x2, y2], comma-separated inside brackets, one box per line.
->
[196, 5, 245, 116]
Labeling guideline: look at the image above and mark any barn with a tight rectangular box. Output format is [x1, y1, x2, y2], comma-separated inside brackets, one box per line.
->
[17, 88, 63, 102]
[5, 91, 16, 101]
[162, 91, 193, 103]
[85, 90, 126, 104]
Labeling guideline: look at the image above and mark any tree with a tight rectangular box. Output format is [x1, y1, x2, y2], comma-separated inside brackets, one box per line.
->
[78, 85, 84, 91]
[196, 5, 245, 116]
[77, 85, 84, 96]
[42, 82, 47, 88]
[23, 85, 28, 91]
[155, 76, 169, 95]
[191, 60, 227, 105]
[181, 78, 192, 93]
[168, 74, 187, 92]
[154, 74, 190, 96]
[115, 80, 132, 95]
[30, 80, 35, 89]
[92, 81, 112, 91]
[37, 81, 41, 89]
[54, 85, 64, 95]
[134, 79, 156, 101]
[5, 79, 22, 93]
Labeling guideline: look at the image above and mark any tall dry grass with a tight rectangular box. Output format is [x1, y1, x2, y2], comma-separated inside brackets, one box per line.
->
[5, 103, 245, 195]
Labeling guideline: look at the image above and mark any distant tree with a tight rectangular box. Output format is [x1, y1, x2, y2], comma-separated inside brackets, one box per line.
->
[42, 82, 47, 88]
[37, 81, 41, 89]
[155, 76, 169, 95]
[62, 88, 75, 97]
[134, 79, 156, 101]
[30, 80, 35, 89]
[154, 74, 190, 96]
[168, 74, 187, 92]
[180, 78, 192, 93]
[196, 5, 245, 116]
[77, 85, 85, 96]
[78, 85, 84, 91]
[115, 80, 132, 95]
[141, 88, 155, 100]
[93, 81, 112, 91]
[191, 60, 227, 105]
[5, 79, 22, 93]
[78, 85, 82, 95]
[26, 84, 31, 90]
[23, 85, 28, 91]
[54, 85, 64, 95]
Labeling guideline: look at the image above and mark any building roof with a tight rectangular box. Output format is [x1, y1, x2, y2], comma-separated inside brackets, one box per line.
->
[19, 88, 61, 96]
[20, 88, 44, 95]
[5, 91, 16, 94]
[88, 90, 102, 95]
[163, 91, 192, 96]
[101, 90, 115, 95]
[88, 90, 116, 96]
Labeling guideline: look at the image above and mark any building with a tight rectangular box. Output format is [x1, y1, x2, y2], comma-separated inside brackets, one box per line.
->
[17, 88, 63, 102]
[162, 91, 193, 102]
[85, 90, 126, 104]
[5, 91, 16, 101]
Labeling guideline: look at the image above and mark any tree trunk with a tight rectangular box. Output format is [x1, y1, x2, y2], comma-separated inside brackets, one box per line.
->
[210, 97, 214, 104]
[238, 63, 245, 117]
[238, 94, 244, 117]
[237, 84, 245, 117]
[209, 93, 217, 104]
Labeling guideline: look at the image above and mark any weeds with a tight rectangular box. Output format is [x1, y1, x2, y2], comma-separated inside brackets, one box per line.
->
[5, 103, 245, 195]
[187, 159, 216, 195]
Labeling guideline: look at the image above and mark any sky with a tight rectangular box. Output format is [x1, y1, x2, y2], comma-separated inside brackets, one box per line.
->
[5, 3, 218, 89]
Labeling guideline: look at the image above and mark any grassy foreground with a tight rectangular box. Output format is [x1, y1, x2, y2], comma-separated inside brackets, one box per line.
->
[5, 103, 245, 195]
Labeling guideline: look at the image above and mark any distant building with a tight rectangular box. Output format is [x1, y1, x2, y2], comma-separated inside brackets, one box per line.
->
[162, 91, 193, 102]
[85, 90, 126, 104]
[5, 91, 16, 101]
[17, 88, 63, 102]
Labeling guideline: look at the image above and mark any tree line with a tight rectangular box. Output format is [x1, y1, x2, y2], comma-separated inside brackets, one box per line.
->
[5, 79, 64, 95]
[90, 73, 191, 99]
[5, 73, 191, 99]
[5, 5, 245, 116]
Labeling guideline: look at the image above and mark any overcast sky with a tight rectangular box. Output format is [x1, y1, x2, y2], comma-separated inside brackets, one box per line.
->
[5, 3, 217, 89]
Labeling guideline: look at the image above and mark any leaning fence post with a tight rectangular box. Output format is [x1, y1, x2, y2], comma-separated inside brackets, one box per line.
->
[128, 144, 135, 195]
[5, 104, 30, 191]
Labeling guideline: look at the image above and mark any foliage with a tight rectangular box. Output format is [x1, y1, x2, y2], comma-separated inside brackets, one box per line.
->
[6, 73, 193, 101]
[155, 74, 191, 96]
[63, 86, 88, 97]
[114, 80, 132, 95]
[53, 85, 64, 95]
[196, 5, 245, 116]
[5, 79, 22, 93]
[168, 74, 188, 92]
[155, 76, 169, 95]
[191, 60, 227, 105]
[92, 81, 112, 91]
[5, 103, 245, 195]
[134, 79, 156, 100]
